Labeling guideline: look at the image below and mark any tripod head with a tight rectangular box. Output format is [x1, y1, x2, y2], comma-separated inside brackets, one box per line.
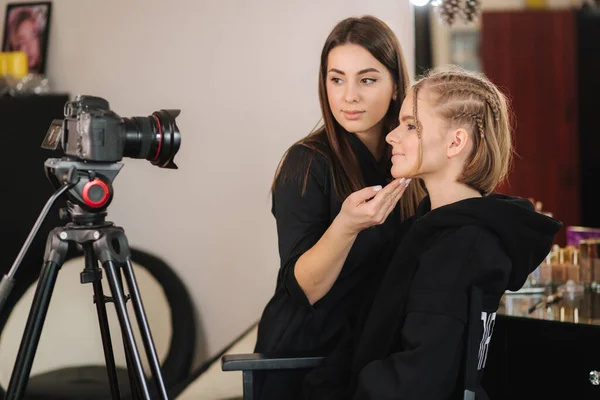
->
[0, 158, 124, 316]
[44, 158, 123, 226]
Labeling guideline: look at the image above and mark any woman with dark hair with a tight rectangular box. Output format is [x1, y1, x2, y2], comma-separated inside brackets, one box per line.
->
[253, 15, 425, 399]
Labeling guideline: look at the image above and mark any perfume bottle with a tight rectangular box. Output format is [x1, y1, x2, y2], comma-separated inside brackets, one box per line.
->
[579, 239, 600, 292]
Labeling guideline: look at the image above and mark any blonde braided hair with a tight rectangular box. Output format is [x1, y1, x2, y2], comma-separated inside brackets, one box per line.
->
[410, 66, 513, 195]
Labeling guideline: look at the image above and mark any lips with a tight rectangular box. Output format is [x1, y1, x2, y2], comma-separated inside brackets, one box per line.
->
[343, 110, 364, 120]
[391, 152, 405, 163]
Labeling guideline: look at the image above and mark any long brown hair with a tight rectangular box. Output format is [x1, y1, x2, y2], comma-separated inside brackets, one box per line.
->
[273, 15, 424, 219]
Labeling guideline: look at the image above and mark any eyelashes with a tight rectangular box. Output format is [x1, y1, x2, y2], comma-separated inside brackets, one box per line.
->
[329, 77, 378, 85]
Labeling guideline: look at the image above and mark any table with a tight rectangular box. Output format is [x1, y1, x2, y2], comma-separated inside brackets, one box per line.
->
[482, 289, 600, 399]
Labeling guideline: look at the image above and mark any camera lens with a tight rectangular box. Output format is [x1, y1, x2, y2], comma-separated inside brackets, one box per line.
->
[122, 110, 181, 169]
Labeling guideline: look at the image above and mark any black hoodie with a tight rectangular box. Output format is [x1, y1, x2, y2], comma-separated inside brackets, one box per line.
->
[303, 194, 562, 400]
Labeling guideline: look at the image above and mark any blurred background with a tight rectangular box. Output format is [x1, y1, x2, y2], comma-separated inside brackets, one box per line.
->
[0, 0, 598, 399]
[415, 0, 600, 249]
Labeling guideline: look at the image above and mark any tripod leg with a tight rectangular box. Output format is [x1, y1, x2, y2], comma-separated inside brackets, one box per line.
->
[92, 279, 125, 400]
[6, 261, 61, 400]
[6, 229, 68, 400]
[123, 259, 169, 399]
[83, 245, 122, 400]
[103, 259, 151, 399]
[114, 269, 143, 400]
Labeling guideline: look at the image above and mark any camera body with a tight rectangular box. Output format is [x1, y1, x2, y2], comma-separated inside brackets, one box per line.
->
[43, 95, 181, 169]
[61, 96, 125, 162]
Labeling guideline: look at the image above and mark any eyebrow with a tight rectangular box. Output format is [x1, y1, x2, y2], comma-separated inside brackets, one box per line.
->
[327, 67, 381, 75]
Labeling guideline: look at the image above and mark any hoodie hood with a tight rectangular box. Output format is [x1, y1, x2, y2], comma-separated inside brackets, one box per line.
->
[414, 193, 563, 291]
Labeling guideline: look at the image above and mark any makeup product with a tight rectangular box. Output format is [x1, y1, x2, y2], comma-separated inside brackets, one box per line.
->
[528, 291, 563, 314]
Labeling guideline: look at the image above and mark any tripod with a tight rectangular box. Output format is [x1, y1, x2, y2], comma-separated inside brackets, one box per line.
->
[0, 159, 169, 400]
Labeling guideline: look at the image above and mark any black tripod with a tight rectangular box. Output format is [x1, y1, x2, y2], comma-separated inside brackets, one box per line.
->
[0, 159, 169, 400]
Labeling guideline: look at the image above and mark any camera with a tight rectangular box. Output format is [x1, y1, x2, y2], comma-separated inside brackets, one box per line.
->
[42, 95, 181, 168]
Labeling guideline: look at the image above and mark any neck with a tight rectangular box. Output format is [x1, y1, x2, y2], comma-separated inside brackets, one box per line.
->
[423, 175, 482, 210]
[355, 121, 385, 161]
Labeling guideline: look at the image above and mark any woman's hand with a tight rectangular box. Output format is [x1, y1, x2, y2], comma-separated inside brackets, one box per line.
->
[336, 178, 412, 236]
[293, 177, 412, 304]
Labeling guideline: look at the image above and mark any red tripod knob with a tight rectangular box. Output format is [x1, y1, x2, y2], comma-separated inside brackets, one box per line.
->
[82, 179, 110, 208]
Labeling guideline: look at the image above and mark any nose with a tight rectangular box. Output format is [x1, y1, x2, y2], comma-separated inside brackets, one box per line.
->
[386, 126, 401, 145]
[344, 81, 359, 104]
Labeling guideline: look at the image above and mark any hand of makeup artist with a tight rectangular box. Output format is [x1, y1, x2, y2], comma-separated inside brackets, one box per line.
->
[295, 178, 411, 305]
[337, 177, 412, 234]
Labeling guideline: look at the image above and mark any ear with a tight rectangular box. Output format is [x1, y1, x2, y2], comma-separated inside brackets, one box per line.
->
[392, 83, 398, 101]
[447, 128, 471, 158]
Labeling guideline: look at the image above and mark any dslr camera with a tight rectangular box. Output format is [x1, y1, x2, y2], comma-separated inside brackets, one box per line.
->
[42, 95, 181, 168]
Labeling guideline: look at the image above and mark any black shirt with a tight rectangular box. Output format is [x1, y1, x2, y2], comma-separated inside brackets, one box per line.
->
[253, 132, 404, 399]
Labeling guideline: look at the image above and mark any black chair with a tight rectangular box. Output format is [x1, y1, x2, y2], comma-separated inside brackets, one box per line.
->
[222, 287, 495, 400]
[0, 248, 197, 399]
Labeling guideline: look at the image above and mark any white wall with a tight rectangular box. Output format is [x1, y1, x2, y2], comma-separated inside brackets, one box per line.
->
[0, 0, 415, 366]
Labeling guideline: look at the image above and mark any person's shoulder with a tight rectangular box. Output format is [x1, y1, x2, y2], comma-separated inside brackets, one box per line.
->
[415, 226, 500, 275]
[423, 225, 505, 257]
[288, 131, 331, 161]
[451, 225, 509, 263]
[284, 143, 328, 167]
[272, 132, 333, 194]
[429, 225, 511, 286]
[469, 227, 511, 281]
[420, 225, 483, 254]
[412, 225, 509, 296]
[280, 132, 332, 176]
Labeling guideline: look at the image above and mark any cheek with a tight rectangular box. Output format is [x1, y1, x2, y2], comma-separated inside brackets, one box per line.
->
[419, 138, 448, 170]
[326, 84, 341, 109]
[367, 89, 393, 115]
[326, 86, 345, 122]
[403, 136, 420, 158]
[390, 136, 421, 177]
[327, 90, 341, 115]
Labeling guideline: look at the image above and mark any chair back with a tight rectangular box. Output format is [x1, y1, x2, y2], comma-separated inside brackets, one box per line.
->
[462, 286, 497, 400]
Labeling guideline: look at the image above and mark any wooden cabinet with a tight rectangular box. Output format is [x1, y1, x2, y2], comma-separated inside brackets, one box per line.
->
[480, 9, 580, 246]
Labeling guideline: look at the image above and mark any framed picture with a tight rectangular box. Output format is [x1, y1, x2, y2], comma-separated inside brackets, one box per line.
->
[2, 1, 52, 75]
[430, 9, 482, 73]
[449, 30, 481, 72]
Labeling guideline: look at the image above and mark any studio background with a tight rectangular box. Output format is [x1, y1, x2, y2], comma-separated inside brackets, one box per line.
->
[0, 0, 415, 368]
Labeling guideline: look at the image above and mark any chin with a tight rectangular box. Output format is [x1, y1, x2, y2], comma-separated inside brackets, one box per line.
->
[390, 167, 408, 179]
[337, 119, 374, 134]
[391, 163, 420, 179]
[340, 123, 368, 133]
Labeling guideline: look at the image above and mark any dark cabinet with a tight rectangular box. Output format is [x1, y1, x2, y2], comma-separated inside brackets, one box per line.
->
[577, 8, 600, 231]
[0, 94, 69, 330]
